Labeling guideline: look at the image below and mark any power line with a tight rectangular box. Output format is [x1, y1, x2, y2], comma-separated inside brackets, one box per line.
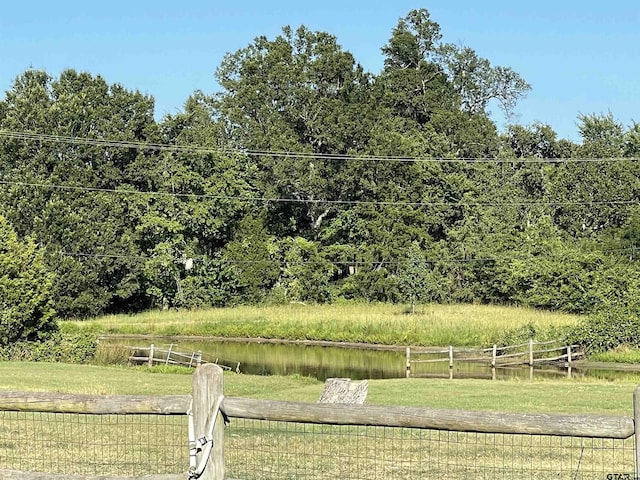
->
[60, 247, 637, 265]
[0, 179, 636, 208]
[60, 251, 497, 265]
[2, 129, 640, 164]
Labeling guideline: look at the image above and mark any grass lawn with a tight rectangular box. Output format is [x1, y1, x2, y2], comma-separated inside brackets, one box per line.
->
[62, 302, 581, 347]
[0, 362, 636, 416]
[1, 362, 637, 478]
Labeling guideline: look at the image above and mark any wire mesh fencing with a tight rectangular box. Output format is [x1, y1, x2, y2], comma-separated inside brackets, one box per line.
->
[0, 410, 188, 476]
[225, 419, 636, 480]
[1, 376, 639, 480]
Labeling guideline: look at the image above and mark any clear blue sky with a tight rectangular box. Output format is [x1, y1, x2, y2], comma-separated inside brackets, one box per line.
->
[1, 1, 638, 141]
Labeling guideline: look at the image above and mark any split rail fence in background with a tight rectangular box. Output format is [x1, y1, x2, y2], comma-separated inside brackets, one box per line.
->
[0, 364, 637, 479]
[128, 344, 241, 373]
[405, 339, 585, 379]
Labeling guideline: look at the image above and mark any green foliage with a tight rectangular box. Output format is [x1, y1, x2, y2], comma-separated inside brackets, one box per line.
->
[222, 215, 280, 303]
[277, 237, 335, 303]
[397, 242, 431, 312]
[1, 10, 639, 332]
[0, 215, 56, 345]
[569, 299, 640, 353]
[589, 345, 640, 364]
[0, 331, 97, 363]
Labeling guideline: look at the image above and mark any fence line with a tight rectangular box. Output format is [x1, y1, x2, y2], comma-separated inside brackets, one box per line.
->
[405, 339, 585, 378]
[127, 344, 241, 373]
[0, 471, 182, 480]
[1, 366, 638, 479]
[1, 391, 630, 439]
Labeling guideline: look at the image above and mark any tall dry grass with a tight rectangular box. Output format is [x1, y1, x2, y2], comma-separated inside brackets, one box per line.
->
[64, 303, 581, 347]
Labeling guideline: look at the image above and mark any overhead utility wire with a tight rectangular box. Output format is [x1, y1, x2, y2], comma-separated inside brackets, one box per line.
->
[0, 179, 636, 208]
[60, 247, 640, 265]
[60, 251, 496, 265]
[1, 129, 638, 164]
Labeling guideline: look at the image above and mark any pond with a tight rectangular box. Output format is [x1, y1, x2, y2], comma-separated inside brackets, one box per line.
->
[108, 337, 640, 382]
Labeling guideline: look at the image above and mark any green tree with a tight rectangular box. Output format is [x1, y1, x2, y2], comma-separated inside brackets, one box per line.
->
[0, 215, 56, 345]
[576, 112, 625, 158]
[221, 215, 281, 303]
[0, 69, 156, 316]
[397, 242, 431, 313]
[381, 9, 530, 121]
[216, 25, 377, 236]
[502, 122, 574, 159]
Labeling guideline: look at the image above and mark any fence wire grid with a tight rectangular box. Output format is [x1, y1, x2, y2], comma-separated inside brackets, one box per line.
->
[0, 410, 188, 476]
[225, 419, 635, 480]
[0, 410, 637, 479]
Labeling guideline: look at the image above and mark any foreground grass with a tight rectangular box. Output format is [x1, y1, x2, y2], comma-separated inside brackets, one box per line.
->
[0, 362, 636, 416]
[1, 363, 637, 478]
[63, 303, 580, 347]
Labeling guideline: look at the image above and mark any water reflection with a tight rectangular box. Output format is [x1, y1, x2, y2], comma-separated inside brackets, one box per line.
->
[110, 338, 640, 382]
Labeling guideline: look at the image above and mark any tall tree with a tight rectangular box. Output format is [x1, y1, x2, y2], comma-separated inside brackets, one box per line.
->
[0, 69, 157, 317]
[216, 25, 377, 236]
[380, 9, 530, 123]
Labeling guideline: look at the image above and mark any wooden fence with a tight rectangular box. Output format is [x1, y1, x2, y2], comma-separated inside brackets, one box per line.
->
[1, 364, 637, 479]
[128, 344, 241, 373]
[405, 339, 584, 379]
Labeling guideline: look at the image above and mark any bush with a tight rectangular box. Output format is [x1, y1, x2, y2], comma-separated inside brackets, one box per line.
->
[0, 215, 56, 344]
[0, 331, 98, 363]
[569, 303, 640, 353]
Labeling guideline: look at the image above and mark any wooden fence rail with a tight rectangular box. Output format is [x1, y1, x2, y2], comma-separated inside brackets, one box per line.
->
[0, 388, 633, 440]
[1, 366, 639, 479]
[405, 339, 584, 378]
[128, 344, 241, 373]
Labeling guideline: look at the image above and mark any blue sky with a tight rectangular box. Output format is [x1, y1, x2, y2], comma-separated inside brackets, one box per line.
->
[1, 1, 638, 141]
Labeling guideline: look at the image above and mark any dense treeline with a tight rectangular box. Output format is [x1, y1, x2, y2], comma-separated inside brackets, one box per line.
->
[1, 9, 640, 346]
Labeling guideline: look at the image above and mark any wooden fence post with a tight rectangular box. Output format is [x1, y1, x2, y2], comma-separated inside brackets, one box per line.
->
[528, 338, 534, 367]
[148, 344, 155, 367]
[192, 364, 225, 480]
[195, 351, 202, 367]
[634, 385, 640, 475]
[165, 344, 173, 366]
[405, 347, 411, 378]
[491, 344, 497, 381]
[449, 346, 454, 380]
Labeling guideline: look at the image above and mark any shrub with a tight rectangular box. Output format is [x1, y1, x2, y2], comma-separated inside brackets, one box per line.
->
[569, 303, 640, 353]
[0, 331, 98, 363]
[0, 215, 56, 345]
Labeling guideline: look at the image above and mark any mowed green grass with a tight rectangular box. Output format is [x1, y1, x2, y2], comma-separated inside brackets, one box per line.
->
[63, 303, 581, 347]
[1, 362, 638, 478]
[0, 362, 637, 416]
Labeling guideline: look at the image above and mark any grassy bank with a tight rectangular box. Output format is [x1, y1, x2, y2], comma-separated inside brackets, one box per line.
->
[63, 303, 580, 347]
[0, 362, 636, 415]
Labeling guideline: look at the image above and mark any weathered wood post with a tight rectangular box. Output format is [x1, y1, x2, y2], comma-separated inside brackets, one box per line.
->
[528, 338, 534, 367]
[491, 344, 497, 381]
[195, 350, 202, 367]
[449, 346, 454, 380]
[165, 344, 173, 366]
[567, 345, 573, 378]
[634, 385, 640, 475]
[192, 364, 225, 480]
[148, 344, 155, 367]
[405, 347, 411, 378]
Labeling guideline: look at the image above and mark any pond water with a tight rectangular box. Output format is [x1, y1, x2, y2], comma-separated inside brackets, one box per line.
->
[108, 337, 640, 382]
